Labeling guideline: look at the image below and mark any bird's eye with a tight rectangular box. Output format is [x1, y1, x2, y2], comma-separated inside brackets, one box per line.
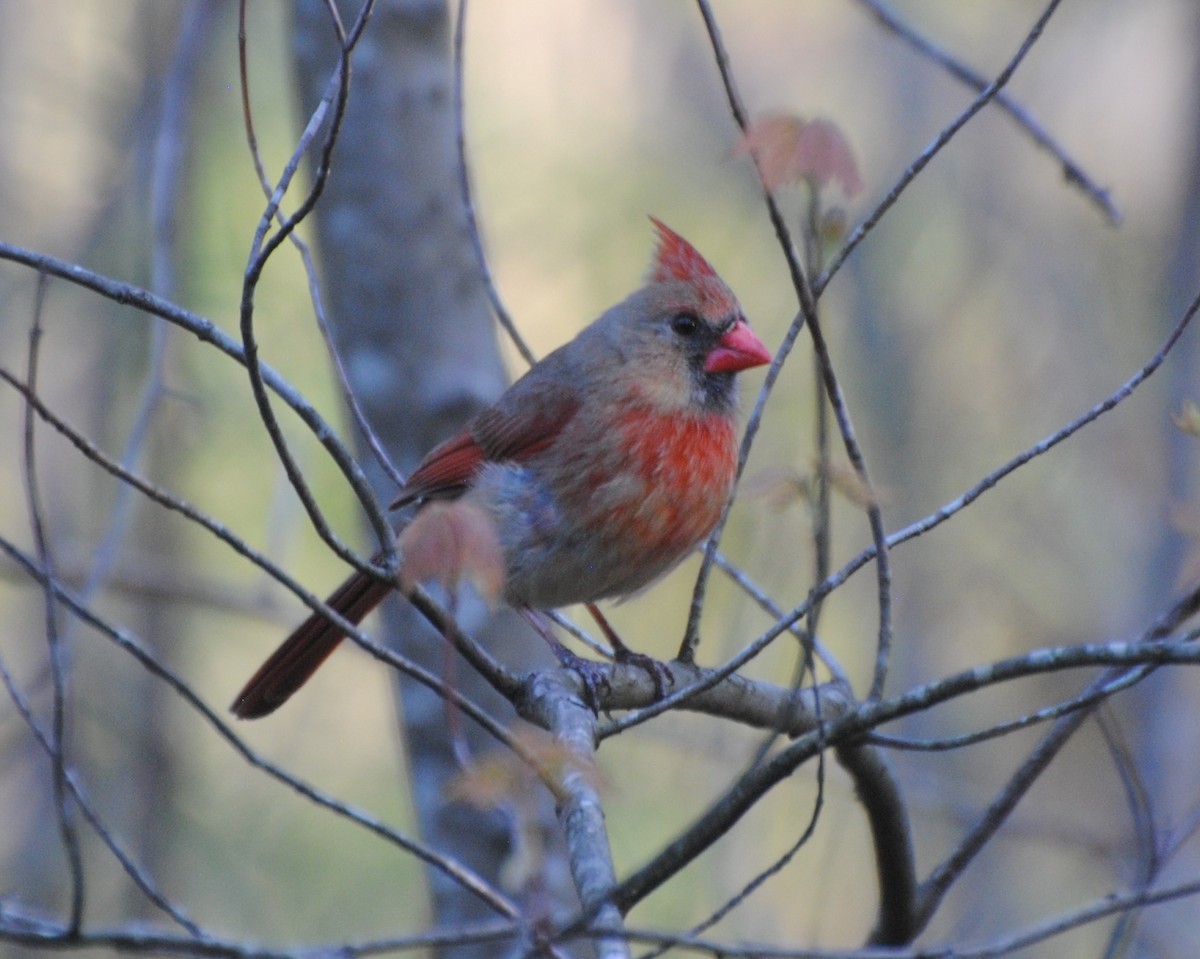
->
[671, 313, 701, 337]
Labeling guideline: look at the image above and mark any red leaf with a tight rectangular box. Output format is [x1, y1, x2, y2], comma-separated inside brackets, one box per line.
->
[398, 500, 506, 603]
[736, 114, 862, 197]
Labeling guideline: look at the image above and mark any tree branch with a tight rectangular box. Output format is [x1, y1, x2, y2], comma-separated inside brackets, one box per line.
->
[853, 0, 1120, 225]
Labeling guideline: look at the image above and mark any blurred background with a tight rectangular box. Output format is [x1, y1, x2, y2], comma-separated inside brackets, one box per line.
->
[1, 1, 1198, 955]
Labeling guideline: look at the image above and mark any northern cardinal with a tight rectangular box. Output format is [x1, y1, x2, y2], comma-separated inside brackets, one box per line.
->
[232, 220, 771, 719]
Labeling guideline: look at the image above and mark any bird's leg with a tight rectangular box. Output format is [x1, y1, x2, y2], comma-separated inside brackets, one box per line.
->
[585, 602, 673, 699]
[520, 609, 609, 712]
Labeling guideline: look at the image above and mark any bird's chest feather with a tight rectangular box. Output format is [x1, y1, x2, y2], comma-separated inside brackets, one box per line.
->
[580, 407, 737, 556]
[481, 403, 739, 607]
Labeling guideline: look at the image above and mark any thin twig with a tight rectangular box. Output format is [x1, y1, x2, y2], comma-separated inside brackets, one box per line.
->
[866, 661, 1158, 752]
[0, 240, 385, 580]
[686, 0, 894, 703]
[0, 908, 521, 958]
[711, 550, 849, 686]
[680, 0, 816, 663]
[80, 2, 215, 605]
[451, 0, 535, 367]
[0, 654, 204, 936]
[21, 272, 85, 932]
[0, 533, 522, 921]
[854, 0, 1120, 225]
[817, 0, 1068, 296]
[1095, 708, 1157, 957]
[238, 1, 389, 565]
[238, 0, 406, 491]
[637, 737, 830, 959]
[0, 363, 522, 714]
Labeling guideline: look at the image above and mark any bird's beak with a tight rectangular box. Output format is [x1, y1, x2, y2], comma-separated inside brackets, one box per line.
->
[705, 319, 772, 374]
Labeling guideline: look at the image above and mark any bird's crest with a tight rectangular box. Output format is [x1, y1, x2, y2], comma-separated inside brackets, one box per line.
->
[649, 217, 719, 284]
[647, 217, 739, 318]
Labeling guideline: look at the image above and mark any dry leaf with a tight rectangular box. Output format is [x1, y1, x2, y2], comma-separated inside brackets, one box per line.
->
[736, 114, 863, 197]
[825, 460, 885, 510]
[744, 461, 884, 512]
[444, 727, 603, 894]
[446, 728, 603, 812]
[742, 465, 814, 509]
[1172, 400, 1200, 437]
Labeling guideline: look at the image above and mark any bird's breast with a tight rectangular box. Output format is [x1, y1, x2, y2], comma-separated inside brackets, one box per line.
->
[481, 407, 739, 608]
[587, 408, 738, 559]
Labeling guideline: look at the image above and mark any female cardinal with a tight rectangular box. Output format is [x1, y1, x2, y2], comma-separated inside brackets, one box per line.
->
[232, 219, 770, 718]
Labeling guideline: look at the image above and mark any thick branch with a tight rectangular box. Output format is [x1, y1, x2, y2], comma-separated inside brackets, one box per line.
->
[837, 744, 917, 946]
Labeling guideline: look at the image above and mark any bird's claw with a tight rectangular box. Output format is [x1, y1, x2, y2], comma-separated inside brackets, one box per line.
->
[548, 642, 611, 713]
[613, 648, 673, 700]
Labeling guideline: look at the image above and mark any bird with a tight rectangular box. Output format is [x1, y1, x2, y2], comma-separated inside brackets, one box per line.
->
[231, 219, 771, 719]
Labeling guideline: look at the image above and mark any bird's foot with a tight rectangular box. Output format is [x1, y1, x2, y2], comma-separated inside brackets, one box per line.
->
[611, 646, 673, 700]
[547, 640, 610, 713]
[521, 608, 610, 711]
[585, 602, 672, 699]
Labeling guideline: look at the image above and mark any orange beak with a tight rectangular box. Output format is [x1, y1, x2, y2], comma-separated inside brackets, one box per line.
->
[704, 319, 772, 374]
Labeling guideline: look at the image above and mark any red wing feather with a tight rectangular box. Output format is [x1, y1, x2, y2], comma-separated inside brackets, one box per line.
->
[473, 387, 580, 463]
[393, 381, 581, 509]
[393, 430, 485, 507]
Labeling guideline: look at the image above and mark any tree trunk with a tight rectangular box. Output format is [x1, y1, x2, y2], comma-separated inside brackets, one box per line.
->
[291, 3, 582, 955]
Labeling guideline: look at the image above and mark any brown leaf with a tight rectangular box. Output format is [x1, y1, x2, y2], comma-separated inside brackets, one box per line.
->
[735, 114, 863, 197]
[825, 460, 885, 510]
[398, 499, 505, 603]
[1172, 399, 1200, 437]
[820, 207, 849, 246]
[742, 465, 814, 509]
[744, 461, 884, 512]
[445, 728, 603, 812]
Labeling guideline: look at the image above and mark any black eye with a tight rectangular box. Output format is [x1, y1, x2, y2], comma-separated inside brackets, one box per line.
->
[671, 312, 701, 337]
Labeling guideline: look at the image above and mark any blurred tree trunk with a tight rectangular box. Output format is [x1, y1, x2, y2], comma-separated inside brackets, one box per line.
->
[291, 3, 582, 955]
[1124, 6, 1200, 940]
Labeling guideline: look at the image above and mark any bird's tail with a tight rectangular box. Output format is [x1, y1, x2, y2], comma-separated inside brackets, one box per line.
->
[231, 569, 394, 719]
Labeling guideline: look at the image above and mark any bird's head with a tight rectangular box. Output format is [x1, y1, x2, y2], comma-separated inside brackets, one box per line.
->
[597, 219, 771, 414]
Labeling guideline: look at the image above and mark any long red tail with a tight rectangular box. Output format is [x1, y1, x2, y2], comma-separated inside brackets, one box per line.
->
[231, 570, 394, 719]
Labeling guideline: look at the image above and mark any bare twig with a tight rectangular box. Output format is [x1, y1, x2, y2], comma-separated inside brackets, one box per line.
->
[0, 241, 386, 580]
[238, 0, 390, 566]
[0, 533, 522, 921]
[80, 2, 216, 605]
[817, 0, 1068, 295]
[21, 273, 84, 932]
[0, 908, 521, 958]
[1095, 708, 1157, 957]
[686, 0, 894, 704]
[866, 662, 1158, 752]
[638, 740, 831, 959]
[237, 0, 407, 492]
[451, 0, 536, 367]
[0, 654, 204, 937]
[0, 364, 522, 725]
[854, 0, 1120, 225]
